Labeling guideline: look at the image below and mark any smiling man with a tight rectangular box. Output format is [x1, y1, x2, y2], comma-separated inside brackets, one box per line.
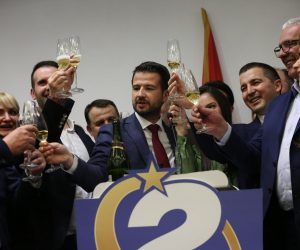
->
[239, 62, 282, 124]
[274, 17, 300, 79]
[190, 18, 300, 250]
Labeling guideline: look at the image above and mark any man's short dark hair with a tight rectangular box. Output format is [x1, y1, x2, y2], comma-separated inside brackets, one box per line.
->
[239, 62, 280, 82]
[84, 99, 119, 125]
[31, 60, 58, 89]
[204, 81, 234, 107]
[131, 61, 170, 91]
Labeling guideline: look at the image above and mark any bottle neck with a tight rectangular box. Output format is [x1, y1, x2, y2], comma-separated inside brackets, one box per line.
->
[112, 119, 122, 142]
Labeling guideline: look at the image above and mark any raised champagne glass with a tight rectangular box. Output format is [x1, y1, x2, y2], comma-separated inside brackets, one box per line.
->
[184, 69, 210, 134]
[184, 69, 200, 105]
[56, 38, 72, 98]
[167, 39, 181, 72]
[167, 40, 185, 123]
[69, 35, 84, 94]
[19, 101, 43, 181]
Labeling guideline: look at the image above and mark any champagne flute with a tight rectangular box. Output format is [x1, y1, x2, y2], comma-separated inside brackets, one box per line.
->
[167, 39, 181, 72]
[19, 101, 42, 181]
[184, 69, 200, 105]
[183, 69, 208, 133]
[55, 38, 72, 98]
[69, 35, 84, 94]
[35, 107, 48, 144]
[167, 40, 185, 123]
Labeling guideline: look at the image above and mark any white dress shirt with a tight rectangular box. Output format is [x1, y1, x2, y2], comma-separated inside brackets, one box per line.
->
[60, 119, 91, 235]
[277, 83, 300, 210]
[219, 83, 300, 211]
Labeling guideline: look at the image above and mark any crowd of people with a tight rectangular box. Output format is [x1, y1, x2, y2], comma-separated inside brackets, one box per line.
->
[0, 16, 300, 250]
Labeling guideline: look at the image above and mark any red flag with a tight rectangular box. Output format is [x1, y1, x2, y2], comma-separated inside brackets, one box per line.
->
[201, 8, 223, 83]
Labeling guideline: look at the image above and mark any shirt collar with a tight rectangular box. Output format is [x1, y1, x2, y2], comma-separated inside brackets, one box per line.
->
[65, 119, 75, 132]
[134, 112, 163, 130]
[291, 80, 300, 97]
[257, 114, 264, 124]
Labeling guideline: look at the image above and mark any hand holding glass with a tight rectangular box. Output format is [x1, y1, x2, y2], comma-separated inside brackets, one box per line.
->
[19, 101, 47, 181]
[167, 40, 185, 123]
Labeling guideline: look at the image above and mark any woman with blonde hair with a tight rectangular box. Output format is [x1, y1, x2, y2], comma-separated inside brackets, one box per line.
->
[0, 92, 45, 250]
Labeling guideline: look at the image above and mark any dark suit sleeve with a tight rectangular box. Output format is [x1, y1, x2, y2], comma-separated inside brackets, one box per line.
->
[70, 124, 111, 192]
[42, 98, 74, 142]
[190, 123, 227, 163]
[0, 139, 14, 167]
[218, 128, 261, 178]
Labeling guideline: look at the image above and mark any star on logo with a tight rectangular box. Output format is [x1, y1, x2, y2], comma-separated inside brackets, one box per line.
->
[135, 158, 175, 195]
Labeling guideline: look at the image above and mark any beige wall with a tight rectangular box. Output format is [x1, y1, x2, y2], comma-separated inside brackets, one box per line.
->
[1, 0, 299, 126]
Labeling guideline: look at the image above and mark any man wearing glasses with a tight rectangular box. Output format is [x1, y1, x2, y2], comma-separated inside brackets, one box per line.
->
[192, 17, 300, 250]
[274, 17, 300, 79]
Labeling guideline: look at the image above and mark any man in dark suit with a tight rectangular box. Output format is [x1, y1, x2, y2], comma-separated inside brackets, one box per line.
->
[29, 61, 95, 250]
[41, 61, 176, 191]
[167, 62, 281, 188]
[232, 62, 282, 141]
[191, 18, 300, 250]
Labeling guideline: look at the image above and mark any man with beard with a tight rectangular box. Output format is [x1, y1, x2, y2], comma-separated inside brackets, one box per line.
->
[29, 61, 95, 250]
[40, 61, 176, 191]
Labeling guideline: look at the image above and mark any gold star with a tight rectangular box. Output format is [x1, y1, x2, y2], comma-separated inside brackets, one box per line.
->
[137, 161, 169, 193]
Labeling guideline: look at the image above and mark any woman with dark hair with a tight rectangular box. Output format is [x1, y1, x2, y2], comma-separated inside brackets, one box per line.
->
[198, 84, 232, 124]
[168, 76, 237, 187]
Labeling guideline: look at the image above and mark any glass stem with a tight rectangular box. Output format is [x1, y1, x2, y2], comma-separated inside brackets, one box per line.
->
[74, 70, 78, 88]
[25, 150, 32, 165]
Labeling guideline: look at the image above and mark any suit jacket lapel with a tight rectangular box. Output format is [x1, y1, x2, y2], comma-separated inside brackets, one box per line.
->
[267, 92, 294, 163]
[123, 114, 150, 165]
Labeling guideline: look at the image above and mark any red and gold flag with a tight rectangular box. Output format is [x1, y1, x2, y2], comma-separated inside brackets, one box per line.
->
[201, 8, 223, 83]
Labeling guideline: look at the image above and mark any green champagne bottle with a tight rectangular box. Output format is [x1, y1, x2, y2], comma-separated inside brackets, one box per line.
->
[107, 118, 129, 181]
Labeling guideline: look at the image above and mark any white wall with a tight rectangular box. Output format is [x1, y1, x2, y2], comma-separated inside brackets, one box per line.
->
[1, 0, 299, 127]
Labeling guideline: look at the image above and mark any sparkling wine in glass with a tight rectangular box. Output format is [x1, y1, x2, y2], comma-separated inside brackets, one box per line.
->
[35, 111, 48, 144]
[167, 39, 181, 72]
[182, 71, 210, 134]
[55, 38, 72, 98]
[69, 35, 84, 94]
[184, 69, 200, 105]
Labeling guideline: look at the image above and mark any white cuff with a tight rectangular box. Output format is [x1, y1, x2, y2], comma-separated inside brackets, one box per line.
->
[215, 123, 232, 146]
[63, 154, 78, 174]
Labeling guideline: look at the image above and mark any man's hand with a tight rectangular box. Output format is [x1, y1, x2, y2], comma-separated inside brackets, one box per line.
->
[29, 149, 47, 175]
[191, 105, 228, 140]
[168, 103, 189, 136]
[39, 142, 74, 170]
[3, 125, 37, 155]
[48, 66, 75, 96]
[168, 72, 193, 109]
